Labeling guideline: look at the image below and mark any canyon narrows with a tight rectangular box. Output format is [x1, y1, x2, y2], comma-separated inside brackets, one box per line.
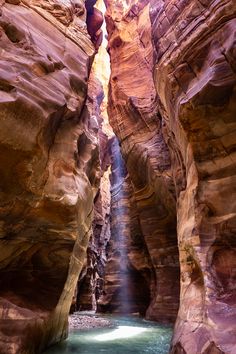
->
[0, 1, 236, 354]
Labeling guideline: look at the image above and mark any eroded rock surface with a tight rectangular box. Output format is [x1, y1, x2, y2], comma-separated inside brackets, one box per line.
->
[149, 0, 236, 353]
[97, 137, 155, 315]
[104, 0, 180, 322]
[0, 0, 235, 353]
[74, 0, 113, 312]
[0, 1, 103, 353]
[76, 118, 111, 312]
[105, 0, 236, 353]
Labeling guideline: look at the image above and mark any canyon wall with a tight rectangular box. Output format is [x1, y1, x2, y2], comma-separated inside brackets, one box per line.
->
[76, 126, 111, 312]
[0, 1, 103, 352]
[74, 0, 113, 313]
[0, 0, 235, 353]
[150, 1, 236, 353]
[105, 0, 236, 353]
[104, 0, 180, 322]
[98, 137, 155, 315]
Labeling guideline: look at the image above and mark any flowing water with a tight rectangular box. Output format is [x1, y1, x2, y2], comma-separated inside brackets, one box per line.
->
[44, 315, 173, 354]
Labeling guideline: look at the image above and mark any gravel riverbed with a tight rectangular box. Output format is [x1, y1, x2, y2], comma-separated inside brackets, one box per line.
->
[69, 313, 113, 330]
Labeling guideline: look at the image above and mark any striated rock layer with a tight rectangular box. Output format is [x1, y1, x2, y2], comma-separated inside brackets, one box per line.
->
[0, 1, 103, 353]
[74, 0, 113, 312]
[104, 0, 180, 322]
[149, 0, 236, 353]
[76, 121, 111, 312]
[0, 0, 235, 353]
[98, 137, 155, 315]
[105, 0, 236, 353]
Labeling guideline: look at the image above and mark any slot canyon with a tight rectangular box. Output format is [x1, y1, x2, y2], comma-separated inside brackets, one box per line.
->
[0, 0, 235, 353]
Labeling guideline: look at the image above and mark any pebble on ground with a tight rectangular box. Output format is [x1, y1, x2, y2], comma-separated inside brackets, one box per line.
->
[69, 313, 113, 330]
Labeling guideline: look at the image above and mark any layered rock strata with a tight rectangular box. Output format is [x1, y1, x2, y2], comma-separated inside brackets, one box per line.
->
[149, 1, 236, 353]
[0, 1, 103, 352]
[74, 0, 113, 312]
[104, 0, 180, 322]
[105, 0, 236, 353]
[0, 0, 235, 353]
[76, 127, 111, 311]
[98, 137, 155, 315]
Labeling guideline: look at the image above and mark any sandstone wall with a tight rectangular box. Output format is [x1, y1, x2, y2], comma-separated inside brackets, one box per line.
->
[0, 1, 103, 352]
[104, 0, 180, 322]
[149, 0, 236, 353]
[0, 0, 235, 353]
[105, 0, 236, 353]
[76, 127, 111, 312]
[97, 137, 155, 315]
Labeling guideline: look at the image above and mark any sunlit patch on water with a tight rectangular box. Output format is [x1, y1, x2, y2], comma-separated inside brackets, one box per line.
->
[94, 325, 148, 341]
[44, 315, 173, 354]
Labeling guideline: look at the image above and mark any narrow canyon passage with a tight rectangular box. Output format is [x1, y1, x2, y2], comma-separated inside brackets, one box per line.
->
[0, 1, 235, 354]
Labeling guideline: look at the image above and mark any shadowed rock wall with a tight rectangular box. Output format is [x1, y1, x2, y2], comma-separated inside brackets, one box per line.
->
[97, 137, 155, 315]
[0, 1, 103, 352]
[76, 125, 111, 312]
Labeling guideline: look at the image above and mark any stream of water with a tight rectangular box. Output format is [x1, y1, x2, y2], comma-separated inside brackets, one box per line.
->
[44, 315, 173, 354]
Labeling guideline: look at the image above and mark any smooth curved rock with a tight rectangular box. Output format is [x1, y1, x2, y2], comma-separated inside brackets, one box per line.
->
[1, 0, 235, 353]
[105, 0, 236, 352]
[76, 101, 112, 311]
[104, 0, 180, 322]
[149, 0, 236, 353]
[0, 1, 103, 353]
[97, 137, 155, 315]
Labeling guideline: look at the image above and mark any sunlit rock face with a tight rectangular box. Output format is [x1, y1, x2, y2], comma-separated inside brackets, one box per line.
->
[0, 1, 103, 352]
[149, 1, 236, 353]
[104, 0, 180, 322]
